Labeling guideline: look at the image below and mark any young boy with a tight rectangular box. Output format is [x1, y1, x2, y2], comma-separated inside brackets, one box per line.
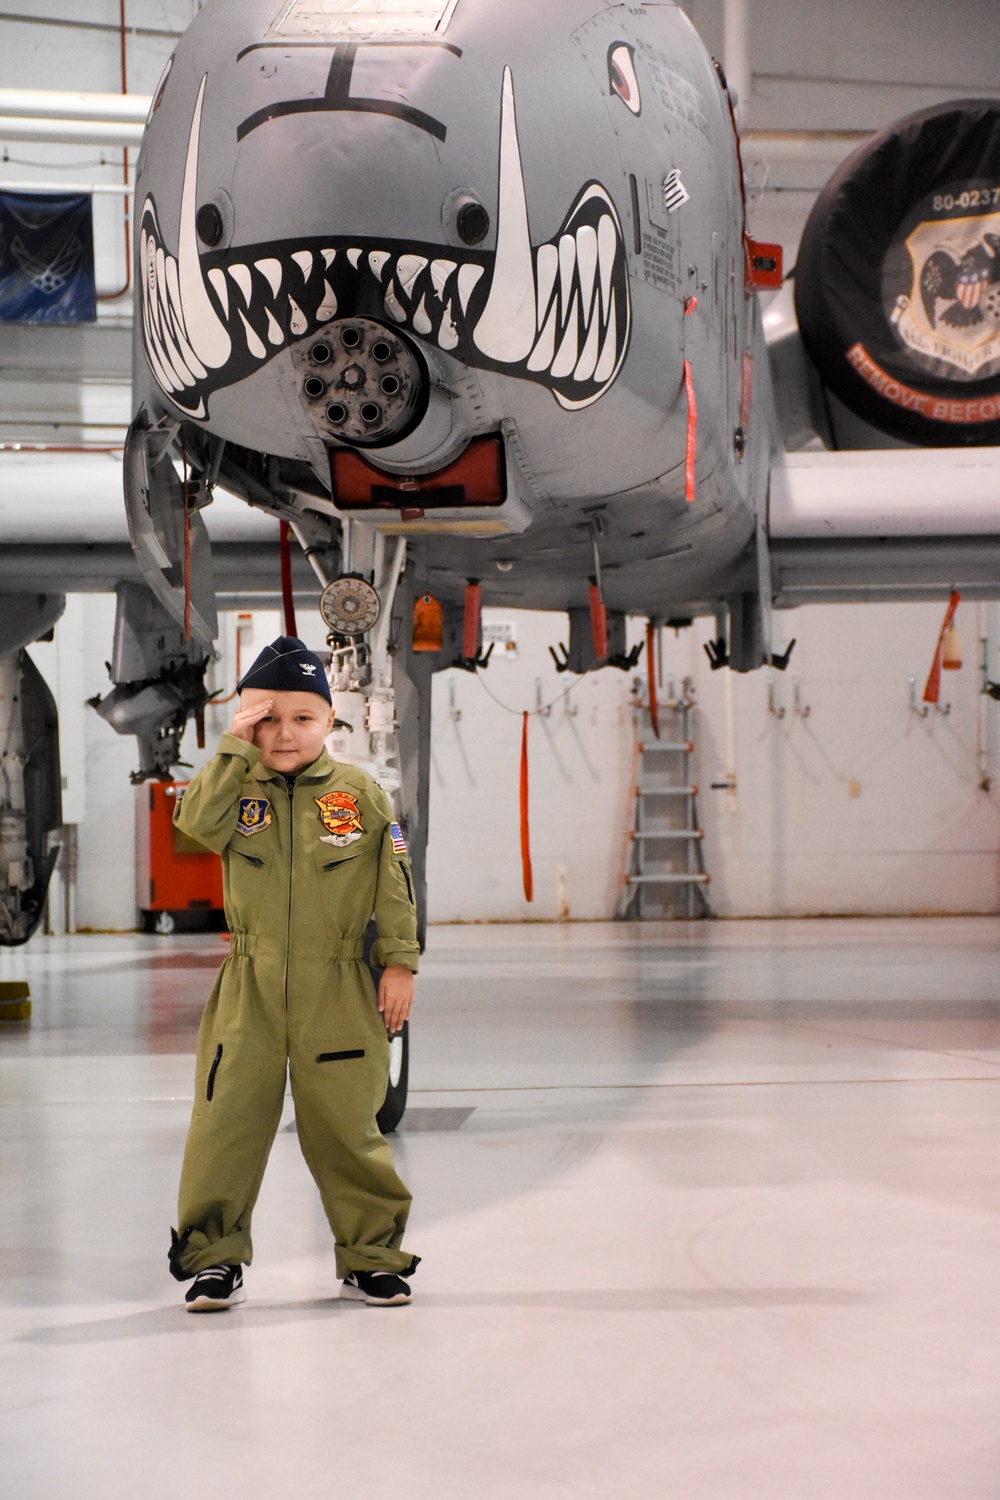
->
[167, 635, 420, 1310]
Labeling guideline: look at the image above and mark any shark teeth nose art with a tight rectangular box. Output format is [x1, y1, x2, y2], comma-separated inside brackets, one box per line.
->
[139, 70, 631, 424]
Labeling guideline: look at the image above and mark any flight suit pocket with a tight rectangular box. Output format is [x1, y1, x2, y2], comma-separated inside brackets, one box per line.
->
[315, 848, 375, 931]
[224, 840, 274, 934]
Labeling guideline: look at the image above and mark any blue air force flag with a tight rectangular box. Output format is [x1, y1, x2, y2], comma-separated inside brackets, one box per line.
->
[0, 192, 97, 323]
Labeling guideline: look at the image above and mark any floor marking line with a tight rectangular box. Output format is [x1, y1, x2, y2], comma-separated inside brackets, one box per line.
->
[410, 1076, 1000, 1093]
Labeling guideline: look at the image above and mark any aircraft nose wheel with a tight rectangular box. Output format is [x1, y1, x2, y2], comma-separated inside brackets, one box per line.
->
[376, 1019, 409, 1135]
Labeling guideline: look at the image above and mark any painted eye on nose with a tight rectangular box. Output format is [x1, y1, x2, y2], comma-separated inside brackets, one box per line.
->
[608, 43, 641, 116]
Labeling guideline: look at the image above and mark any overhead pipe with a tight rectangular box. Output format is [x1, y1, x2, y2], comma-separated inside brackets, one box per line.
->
[0, 116, 143, 146]
[0, 87, 150, 121]
[0, 179, 132, 195]
[742, 130, 872, 165]
[0, 11, 179, 41]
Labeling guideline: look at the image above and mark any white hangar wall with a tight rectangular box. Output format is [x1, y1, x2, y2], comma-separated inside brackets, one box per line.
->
[426, 603, 1000, 922]
[28, 598, 1000, 930]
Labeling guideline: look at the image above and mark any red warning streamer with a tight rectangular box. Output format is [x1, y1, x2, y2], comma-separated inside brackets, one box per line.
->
[520, 711, 533, 903]
[684, 359, 698, 504]
[589, 581, 608, 662]
[646, 620, 660, 739]
[923, 590, 961, 705]
[463, 580, 482, 661]
[279, 520, 297, 638]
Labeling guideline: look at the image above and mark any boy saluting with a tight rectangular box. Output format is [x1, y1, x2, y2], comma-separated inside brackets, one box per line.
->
[168, 636, 420, 1310]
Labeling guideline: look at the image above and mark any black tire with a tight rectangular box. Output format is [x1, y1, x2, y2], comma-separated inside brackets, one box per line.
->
[795, 99, 1000, 446]
[376, 1021, 409, 1134]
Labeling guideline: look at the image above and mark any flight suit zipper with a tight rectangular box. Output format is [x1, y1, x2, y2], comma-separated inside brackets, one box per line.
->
[284, 777, 293, 1015]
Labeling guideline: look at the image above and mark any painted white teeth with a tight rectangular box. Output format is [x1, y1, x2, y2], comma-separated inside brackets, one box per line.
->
[316, 281, 337, 321]
[369, 251, 390, 281]
[206, 267, 229, 318]
[557, 233, 576, 311]
[593, 303, 618, 384]
[384, 283, 407, 322]
[321, 248, 336, 269]
[573, 303, 601, 382]
[291, 250, 313, 281]
[457, 263, 484, 312]
[438, 303, 459, 350]
[575, 224, 598, 319]
[288, 296, 307, 336]
[228, 264, 253, 305]
[527, 297, 559, 372]
[597, 215, 617, 314]
[347, 248, 361, 269]
[534, 244, 558, 330]
[413, 295, 432, 336]
[430, 258, 456, 298]
[164, 256, 207, 381]
[240, 310, 266, 360]
[396, 254, 428, 299]
[265, 308, 284, 345]
[550, 290, 579, 379]
[255, 258, 283, 298]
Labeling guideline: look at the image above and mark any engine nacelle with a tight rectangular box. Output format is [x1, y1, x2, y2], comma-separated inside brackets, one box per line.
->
[795, 99, 1000, 447]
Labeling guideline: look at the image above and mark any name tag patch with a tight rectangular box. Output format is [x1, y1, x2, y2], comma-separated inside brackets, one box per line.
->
[236, 797, 271, 836]
[316, 791, 364, 847]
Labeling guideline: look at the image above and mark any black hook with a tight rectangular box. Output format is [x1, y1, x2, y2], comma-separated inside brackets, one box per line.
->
[704, 639, 729, 670]
[549, 642, 571, 674]
[770, 639, 796, 671]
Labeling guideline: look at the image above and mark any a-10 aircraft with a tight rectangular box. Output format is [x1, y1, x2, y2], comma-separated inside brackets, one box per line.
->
[4, 0, 1000, 966]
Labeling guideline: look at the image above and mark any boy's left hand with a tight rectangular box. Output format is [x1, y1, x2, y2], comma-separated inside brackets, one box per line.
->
[378, 965, 414, 1034]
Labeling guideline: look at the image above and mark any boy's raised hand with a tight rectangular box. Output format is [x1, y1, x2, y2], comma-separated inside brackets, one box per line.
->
[379, 966, 414, 1035]
[231, 698, 273, 744]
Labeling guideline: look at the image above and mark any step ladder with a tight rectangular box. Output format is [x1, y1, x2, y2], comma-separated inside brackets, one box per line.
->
[620, 685, 711, 919]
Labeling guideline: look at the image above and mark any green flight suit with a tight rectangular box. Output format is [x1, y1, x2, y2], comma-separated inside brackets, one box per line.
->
[170, 732, 420, 1279]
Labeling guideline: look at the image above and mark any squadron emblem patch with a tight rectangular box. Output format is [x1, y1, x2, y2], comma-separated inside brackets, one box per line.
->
[236, 797, 271, 836]
[315, 791, 364, 847]
[885, 199, 1000, 381]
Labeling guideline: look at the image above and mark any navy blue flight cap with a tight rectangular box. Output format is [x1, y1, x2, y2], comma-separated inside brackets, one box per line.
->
[237, 636, 332, 704]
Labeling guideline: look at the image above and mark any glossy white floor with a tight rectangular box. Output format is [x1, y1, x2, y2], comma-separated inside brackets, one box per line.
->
[2, 918, 999, 1499]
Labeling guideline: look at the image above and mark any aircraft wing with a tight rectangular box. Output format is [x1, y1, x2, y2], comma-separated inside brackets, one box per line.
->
[768, 447, 1000, 605]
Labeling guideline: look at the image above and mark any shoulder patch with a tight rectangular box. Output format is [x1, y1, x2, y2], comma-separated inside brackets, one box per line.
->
[237, 796, 271, 835]
[389, 822, 407, 854]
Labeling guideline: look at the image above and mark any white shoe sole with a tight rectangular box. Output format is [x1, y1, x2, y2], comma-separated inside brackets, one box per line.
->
[185, 1288, 247, 1313]
[340, 1282, 411, 1306]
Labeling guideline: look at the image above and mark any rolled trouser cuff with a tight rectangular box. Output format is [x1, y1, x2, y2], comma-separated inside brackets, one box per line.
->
[169, 1224, 250, 1280]
[334, 1246, 420, 1279]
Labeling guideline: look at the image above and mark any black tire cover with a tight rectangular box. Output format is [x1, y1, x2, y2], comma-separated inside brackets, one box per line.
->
[795, 99, 1000, 446]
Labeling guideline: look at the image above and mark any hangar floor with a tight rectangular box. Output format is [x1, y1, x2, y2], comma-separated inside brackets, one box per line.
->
[1, 917, 998, 1499]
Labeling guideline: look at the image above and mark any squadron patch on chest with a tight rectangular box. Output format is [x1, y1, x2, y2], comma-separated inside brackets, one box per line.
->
[236, 797, 271, 836]
[315, 791, 364, 847]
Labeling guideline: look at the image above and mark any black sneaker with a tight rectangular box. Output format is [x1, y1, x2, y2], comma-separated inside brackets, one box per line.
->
[184, 1264, 246, 1312]
[341, 1270, 412, 1306]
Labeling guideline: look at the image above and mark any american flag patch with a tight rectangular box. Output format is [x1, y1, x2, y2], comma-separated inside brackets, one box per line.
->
[390, 822, 407, 854]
